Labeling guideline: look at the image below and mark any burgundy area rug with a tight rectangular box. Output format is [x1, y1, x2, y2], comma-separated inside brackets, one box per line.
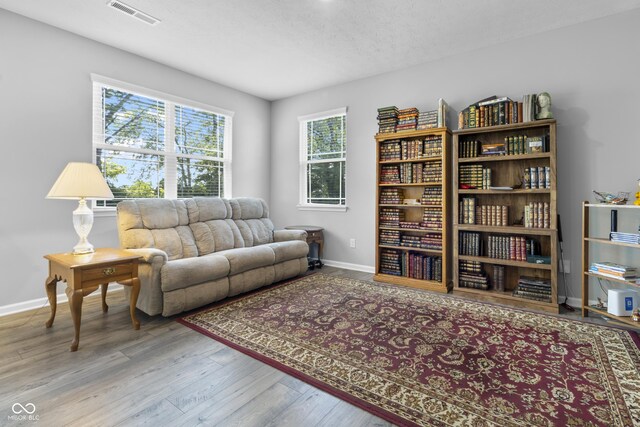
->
[178, 274, 640, 427]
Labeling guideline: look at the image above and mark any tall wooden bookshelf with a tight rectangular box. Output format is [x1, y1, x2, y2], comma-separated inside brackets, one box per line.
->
[374, 127, 452, 293]
[452, 119, 559, 313]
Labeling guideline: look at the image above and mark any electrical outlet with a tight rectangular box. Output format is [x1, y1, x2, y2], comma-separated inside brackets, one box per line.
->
[560, 260, 570, 273]
[349, 238, 356, 248]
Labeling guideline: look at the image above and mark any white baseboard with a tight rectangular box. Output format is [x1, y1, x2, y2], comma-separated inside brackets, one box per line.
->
[0, 284, 123, 317]
[321, 259, 375, 274]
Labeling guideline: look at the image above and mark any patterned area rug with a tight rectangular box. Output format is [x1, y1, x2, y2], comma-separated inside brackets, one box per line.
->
[178, 274, 640, 427]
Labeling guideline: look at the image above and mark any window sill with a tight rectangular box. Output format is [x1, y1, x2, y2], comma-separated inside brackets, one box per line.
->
[297, 204, 348, 212]
[93, 208, 117, 218]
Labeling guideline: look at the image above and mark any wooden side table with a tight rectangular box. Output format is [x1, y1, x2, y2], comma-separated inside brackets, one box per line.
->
[44, 248, 142, 352]
[285, 225, 324, 269]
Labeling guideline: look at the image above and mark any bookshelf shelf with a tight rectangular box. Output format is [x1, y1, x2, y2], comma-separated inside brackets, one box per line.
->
[457, 224, 554, 236]
[380, 156, 442, 164]
[459, 189, 551, 195]
[584, 271, 640, 288]
[584, 237, 640, 249]
[453, 119, 557, 135]
[458, 255, 552, 270]
[458, 152, 552, 163]
[581, 305, 639, 328]
[372, 273, 445, 292]
[375, 127, 448, 142]
[376, 127, 452, 292]
[379, 245, 442, 255]
[379, 182, 442, 187]
[455, 286, 556, 312]
[379, 226, 443, 234]
[379, 204, 432, 208]
[582, 201, 640, 328]
[453, 119, 558, 313]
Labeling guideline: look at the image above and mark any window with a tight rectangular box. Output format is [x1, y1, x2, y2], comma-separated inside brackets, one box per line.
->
[91, 75, 232, 208]
[298, 107, 347, 211]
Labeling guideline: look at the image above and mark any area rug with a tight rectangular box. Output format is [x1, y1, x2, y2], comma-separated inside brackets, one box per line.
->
[178, 274, 640, 427]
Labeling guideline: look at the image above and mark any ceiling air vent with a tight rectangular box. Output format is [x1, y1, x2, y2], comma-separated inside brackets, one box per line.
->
[107, 1, 161, 26]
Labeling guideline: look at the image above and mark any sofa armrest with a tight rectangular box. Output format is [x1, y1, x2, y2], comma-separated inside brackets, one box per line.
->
[274, 229, 307, 242]
[124, 248, 168, 265]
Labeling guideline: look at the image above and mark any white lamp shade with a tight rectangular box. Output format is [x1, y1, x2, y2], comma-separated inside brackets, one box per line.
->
[46, 162, 114, 200]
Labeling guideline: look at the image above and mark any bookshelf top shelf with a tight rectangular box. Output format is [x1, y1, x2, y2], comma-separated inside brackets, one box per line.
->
[458, 153, 551, 163]
[375, 127, 451, 142]
[585, 203, 640, 209]
[453, 119, 556, 135]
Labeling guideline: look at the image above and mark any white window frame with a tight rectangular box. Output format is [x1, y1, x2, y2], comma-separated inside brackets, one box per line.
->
[91, 74, 233, 213]
[297, 107, 347, 212]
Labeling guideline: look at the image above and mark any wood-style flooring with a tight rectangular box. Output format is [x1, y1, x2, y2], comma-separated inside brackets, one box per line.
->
[0, 267, 621, 426]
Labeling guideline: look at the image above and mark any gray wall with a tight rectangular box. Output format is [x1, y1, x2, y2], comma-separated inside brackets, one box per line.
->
[270, 10, 640, 301]
[0, 10, 271, 308]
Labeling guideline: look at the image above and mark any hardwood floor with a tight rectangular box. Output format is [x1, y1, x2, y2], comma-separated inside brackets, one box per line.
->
[0, 267, 623, 426]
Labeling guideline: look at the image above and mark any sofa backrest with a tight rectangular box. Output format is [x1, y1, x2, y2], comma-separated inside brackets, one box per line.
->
[117, 197, 274, 260]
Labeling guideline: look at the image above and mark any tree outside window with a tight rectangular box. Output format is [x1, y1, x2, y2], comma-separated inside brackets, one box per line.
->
[92, 77, 232, 207]
[299, 108, 347, 209]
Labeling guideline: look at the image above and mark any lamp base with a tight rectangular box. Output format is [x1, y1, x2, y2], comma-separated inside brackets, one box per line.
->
[72, 198, 95, 255]
[73, 239, 95, 255]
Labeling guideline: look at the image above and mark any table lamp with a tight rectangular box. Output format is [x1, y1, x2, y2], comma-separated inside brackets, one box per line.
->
[46, 162, 114, 254]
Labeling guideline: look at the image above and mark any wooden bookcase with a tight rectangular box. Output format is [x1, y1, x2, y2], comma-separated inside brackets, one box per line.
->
[374, 128, 452, 293]
[582, 202, 640, 328]
[452, 119, 559, 313]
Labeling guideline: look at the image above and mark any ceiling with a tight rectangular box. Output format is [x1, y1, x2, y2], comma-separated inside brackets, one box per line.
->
[1, 0, 639, 100]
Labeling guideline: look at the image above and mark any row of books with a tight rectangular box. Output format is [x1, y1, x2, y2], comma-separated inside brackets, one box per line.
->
[379, 230, 400, 246]
[524, 202, 551, 229]
[377, 100, 449, 134]
[458, 94, 541, 130]
[378, 135, 443, 161]
[377, 106, 399, 134]
[458, 260, 488, 290]
[400, 234, 442, 251]
[402, 252, 442, 280]
[458, 135, 549, 159]
[459, 198, 509, 226]
[589, 262, 638, 282]
[379, 249, 442, 281]
[524, 167, 551, 189]
[417, 110, 438, 130]
[379, 208, 404, 227]
[487, 235, 540, 261]
[493, 265, 506, 292]
[459, 164, 491, 189]
[459, 231, 481, 256]
[422, 209, 443, 229]
[396, 108, 419, 132]
[421, 187, 442, 206]
[379, 140, 402, 161]
[380, 163, 442, 184]
[610, 232, 640, 245]
[397, 221, 428, 230]
[513, 276, 552, 302]
[380, 188, 403, 205]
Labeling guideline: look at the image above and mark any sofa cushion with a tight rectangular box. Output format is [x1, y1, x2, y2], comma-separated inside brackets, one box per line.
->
[161, 254, 230, 292]
[267, 241, 309, 263]
[235, 218, 274, 247]
[117, 199, 196, 260]
[217, 246, 275, 275]
[185, 197, 231, 223]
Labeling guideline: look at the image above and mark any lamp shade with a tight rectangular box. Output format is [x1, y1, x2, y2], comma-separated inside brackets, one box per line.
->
[46, 162, 114, 200]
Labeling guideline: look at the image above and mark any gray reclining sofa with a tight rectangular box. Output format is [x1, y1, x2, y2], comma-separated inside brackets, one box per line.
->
[116, 197, 308, 316]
